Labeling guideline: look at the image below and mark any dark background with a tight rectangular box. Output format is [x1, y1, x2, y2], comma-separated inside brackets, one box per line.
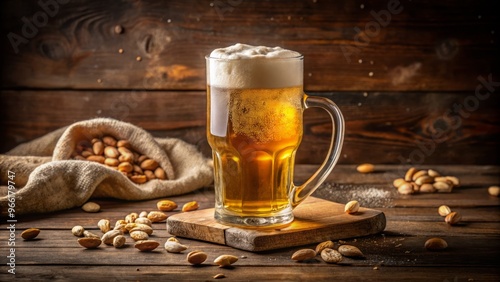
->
[1, 0, 499, 165]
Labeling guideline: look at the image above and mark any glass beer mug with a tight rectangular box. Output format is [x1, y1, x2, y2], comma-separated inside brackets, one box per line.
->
[206, 44, 344, 227]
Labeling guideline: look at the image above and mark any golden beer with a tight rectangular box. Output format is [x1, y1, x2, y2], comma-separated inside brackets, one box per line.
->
[207, 85, 303, 218]
[207, 44, 344, 227]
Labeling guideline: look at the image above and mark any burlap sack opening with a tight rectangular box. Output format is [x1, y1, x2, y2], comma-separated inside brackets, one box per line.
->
[0, 118, 214, 215]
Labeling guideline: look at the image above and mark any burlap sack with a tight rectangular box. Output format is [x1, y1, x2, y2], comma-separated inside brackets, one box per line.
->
[0, 118, 214, 215]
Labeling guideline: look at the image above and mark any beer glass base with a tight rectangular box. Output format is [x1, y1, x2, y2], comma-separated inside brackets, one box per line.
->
[214, 209, 294, 228]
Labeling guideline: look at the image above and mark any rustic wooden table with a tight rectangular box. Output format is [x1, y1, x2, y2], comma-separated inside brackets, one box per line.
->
[1, 164, 499, 281]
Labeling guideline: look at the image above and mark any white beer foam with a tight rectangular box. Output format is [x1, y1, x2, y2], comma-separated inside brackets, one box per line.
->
[208, 43, 303, 89]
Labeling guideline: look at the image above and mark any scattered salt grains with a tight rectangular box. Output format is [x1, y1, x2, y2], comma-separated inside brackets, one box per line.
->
[315, 183, 394, 208]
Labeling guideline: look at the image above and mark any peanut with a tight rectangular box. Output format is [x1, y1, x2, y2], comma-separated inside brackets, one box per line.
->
[424, 238, 448, 250]
[344, 200, 360, 214]
[73, 135, 168, 185]
[291, 249, 316, 261]
[182, 201, 199, 212]
[214, 255, 238, 267]
[21, 228, 40, 240]
[157, 200, 178, 212]
[356, 163, 374, 173]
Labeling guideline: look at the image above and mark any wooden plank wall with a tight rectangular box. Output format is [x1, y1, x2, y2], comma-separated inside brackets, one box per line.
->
[1, 0, 499, 164]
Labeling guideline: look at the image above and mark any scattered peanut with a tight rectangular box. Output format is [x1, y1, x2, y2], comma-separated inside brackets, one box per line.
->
[135, 240, 160, 252]
[187, 251, 208, 265]
[315, 240, 335, 254]
[21, 228, 40, 240]
[214, 255, 238, 267]
[78, 237, 102, 249]
[147, 211, 168, 222]
[157, 200, 178, 212]
[356, 163, 374, 173]
[291, 249, 316, 261]
[101, 230, 123, 245]
[72, 225, 85, 237]
[488, 186, 500, 197]
[81, 202, 101, 213]
[182, 201, 199, 212]
[344, 200, 360, 214]
[338, 245, 364, 258]
[164, 240, 188, 253]
[320, 248, 343, 263]
[445, 211, 461, 225]
[98, 219, 111, 233]
[394, 167, 460, 195]
[113, 235, 126, 248]
[424, 238, 448, 250]
[438, 205, 452, 217]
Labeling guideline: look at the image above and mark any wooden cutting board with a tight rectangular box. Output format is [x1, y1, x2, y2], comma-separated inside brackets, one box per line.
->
[166, 197, 386, 252]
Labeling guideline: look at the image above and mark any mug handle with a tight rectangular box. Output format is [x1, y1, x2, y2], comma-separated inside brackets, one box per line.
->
[290, 95, 345, 208]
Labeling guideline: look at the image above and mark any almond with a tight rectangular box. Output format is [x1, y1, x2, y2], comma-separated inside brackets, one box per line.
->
[427, 169, 440, 177]
[78, 237, 102, 249]
[101, 230, 123, 245]
[445, 211, 461, 225]
[338, 245, 364, 258]
[81, 202, 100, 213]
[182, 201, 199, 212]
[415, 175, 434, 186]
[102, 136, 117, 146]
[86, 155, 105, 164]
[141, 159, 159, 171]
[291, 249, 316, 261]
[434, 181, 452, 193]
[144, 170, 156, 180]
[315, 240, 335, 254]
[488, 186, 500, 197]
[419, 183, 436, 193]
[104, 158, 120, 166]
[438, 205, 451, 217]
[157, 200, 178, 212]
[92, 141, 104, 155]
[154, 167, 167, 180]
[398, 183, 414, 195]
[164, 241, 188, 253]
[214, 255, 239, 267]
[21, 228, 40, 240]
[134, 240, 160, 252]
[117, 139, 132, 149]
[405, 167, 417, 182]
[411, 170, 428, 181]
[118, 162, 133, 173]
[187, 251, 208, 265]
[344, 200, 360, 214]
[424, 238, 448, 250]
[393, 178, 407, 188]
[147, 211, 168, 222]
[130, 175, 147, 184]
[356, 163, 374, 173]
[104, 146, 120, 158]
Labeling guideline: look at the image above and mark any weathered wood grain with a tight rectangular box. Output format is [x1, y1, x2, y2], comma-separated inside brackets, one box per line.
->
[0, 165, 498, 281]
[0, 265, 498, 282]
[167, 197, 386, 251]
[1, 0, 498, 91]
[1, 90, 499, 164]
